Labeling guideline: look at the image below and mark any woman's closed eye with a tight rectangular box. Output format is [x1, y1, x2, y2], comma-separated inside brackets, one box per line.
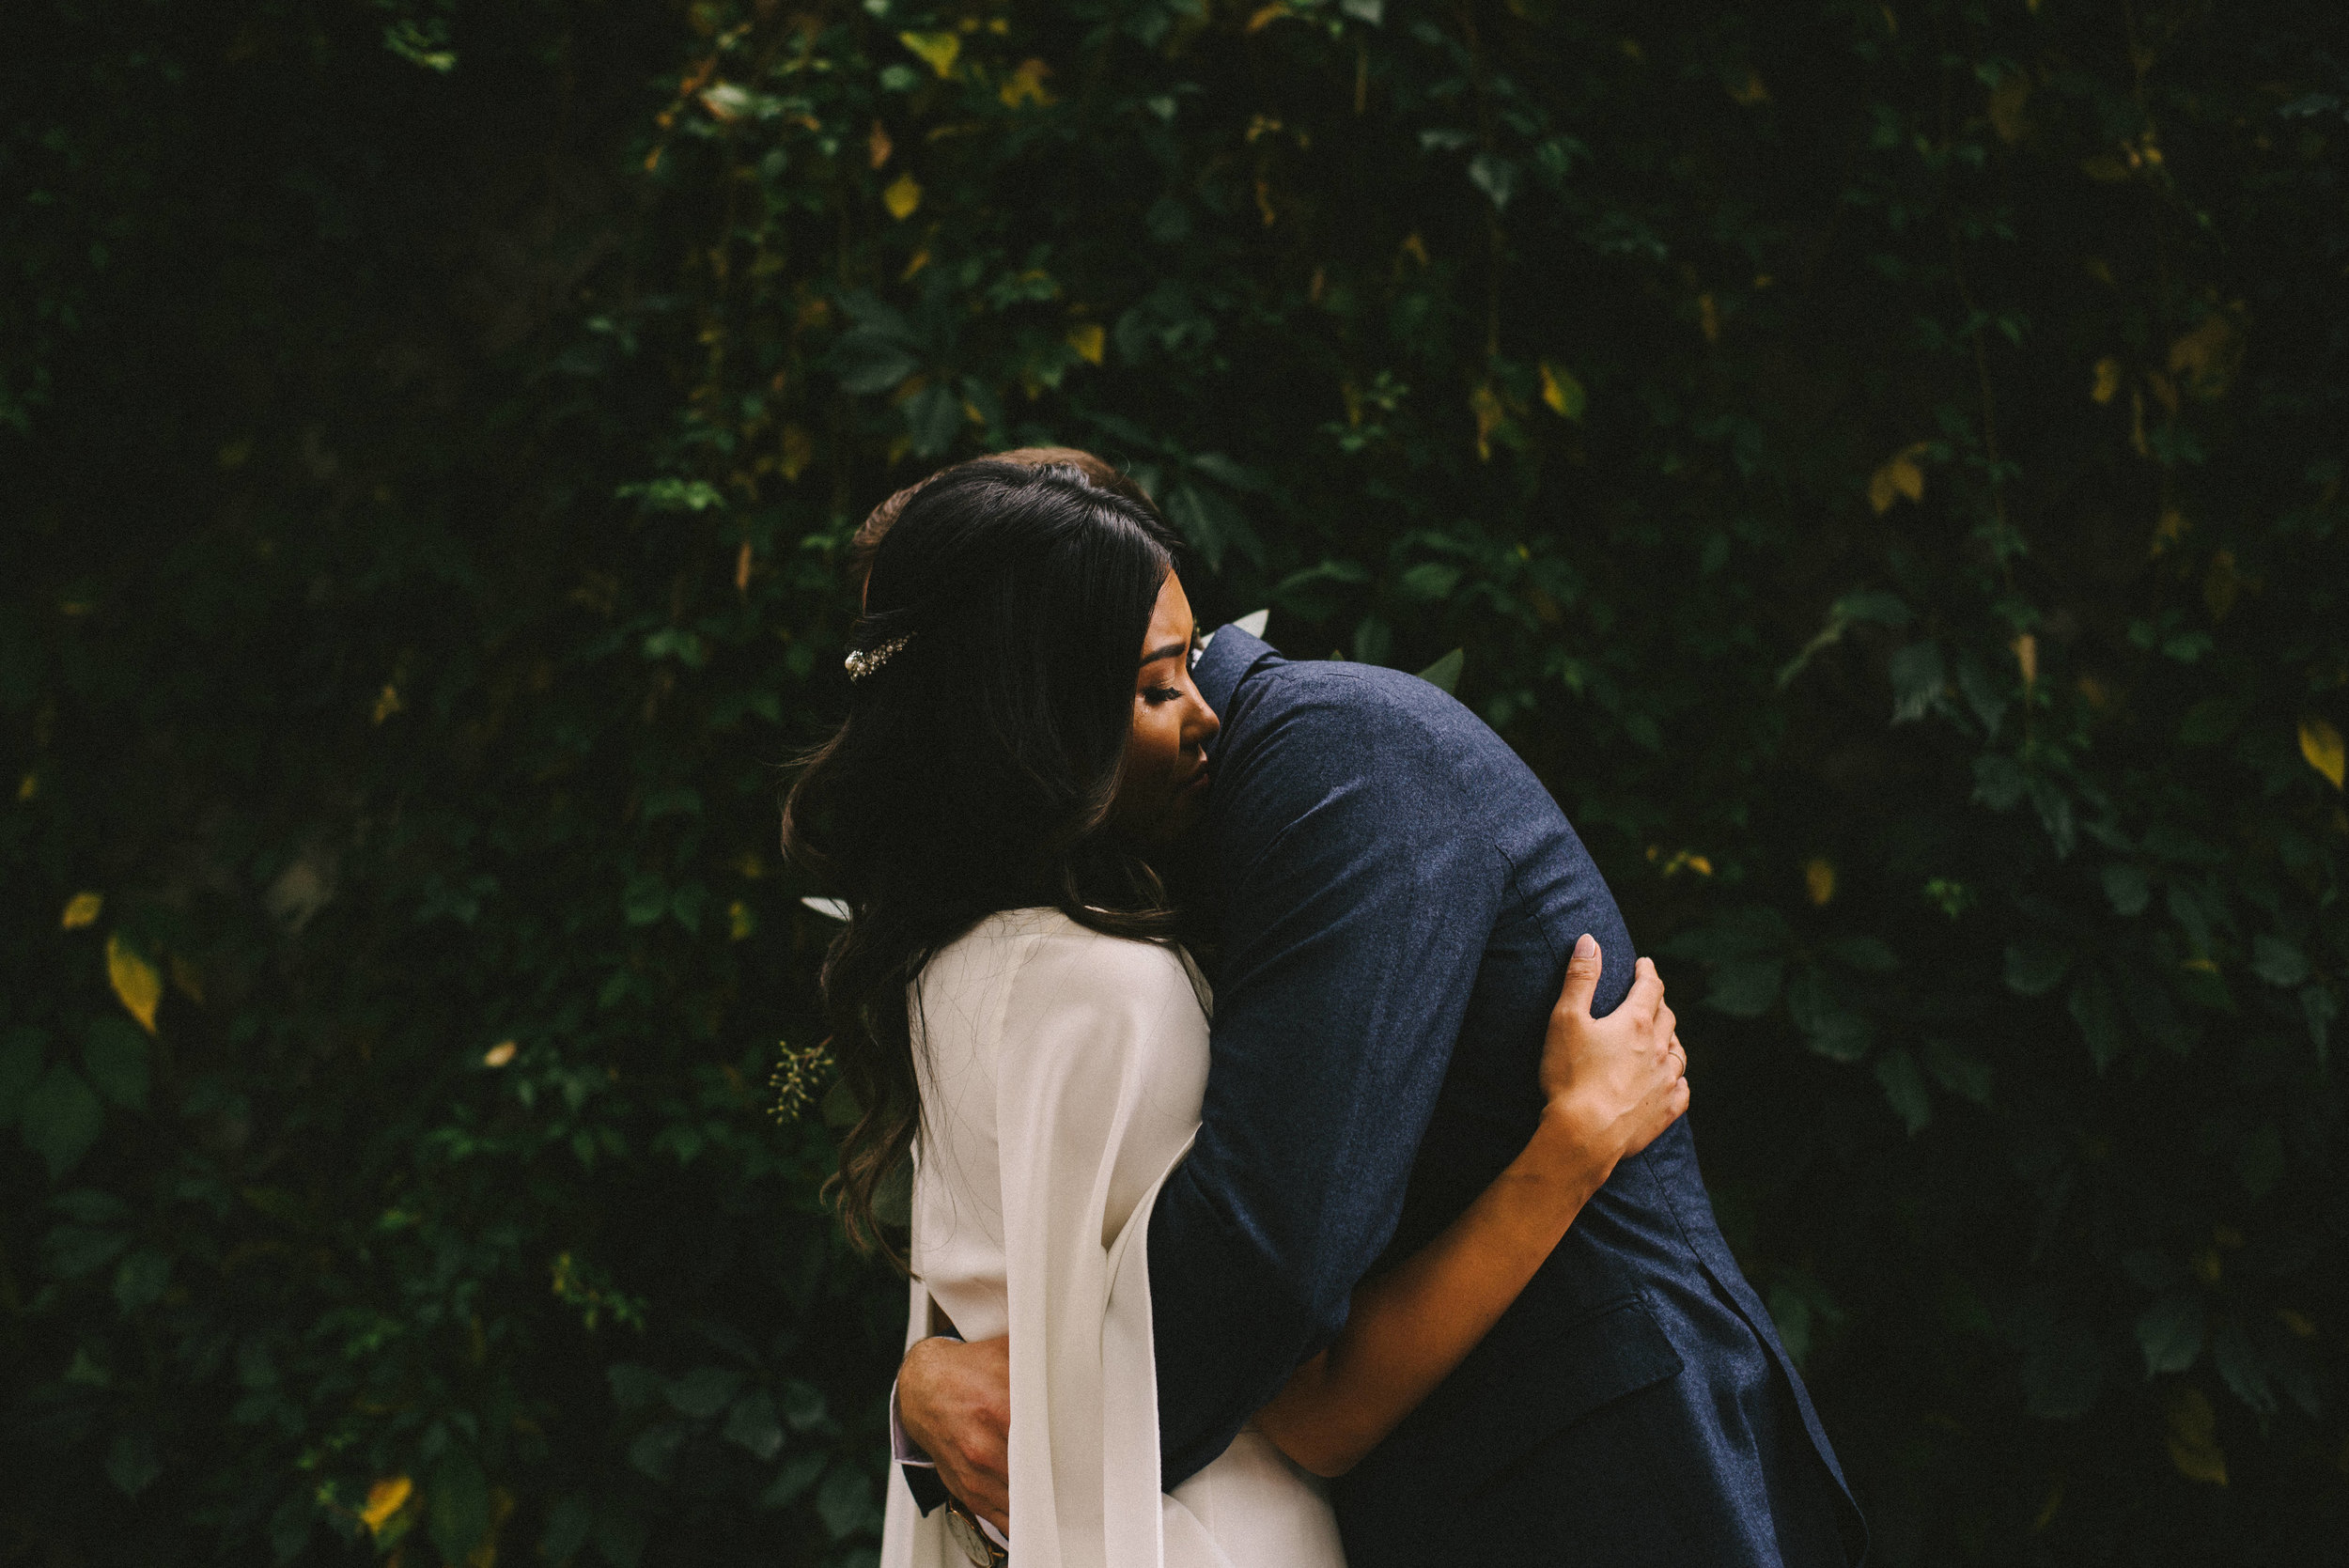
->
[1143, 684, 1184, 706]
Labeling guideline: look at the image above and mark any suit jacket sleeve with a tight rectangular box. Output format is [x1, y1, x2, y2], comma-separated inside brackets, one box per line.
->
[1144, 669, 1509, 1487]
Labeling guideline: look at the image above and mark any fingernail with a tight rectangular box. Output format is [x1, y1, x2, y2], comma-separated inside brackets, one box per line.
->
[1575, 933, 1596, 960]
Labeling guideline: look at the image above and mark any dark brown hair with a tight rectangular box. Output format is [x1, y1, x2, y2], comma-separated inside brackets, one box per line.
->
[784, 459, 1186, 1258]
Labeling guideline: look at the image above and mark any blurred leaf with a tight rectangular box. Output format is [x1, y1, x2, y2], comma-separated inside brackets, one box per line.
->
[105, 1431, 162, 1498]
[1415, 648, 1464, 694]
[0, 1025, 46, 1121]
[829, 333, 921, 396]
[723, 1389, 785, 1460]
[60, 891, 101, 929]
[22, 1065, 103, 1178]
[897, 31, 960, 77]
[105, 934, 162, 1034]
[2300, 719, 2345, 789]
[1868, 443, 1928, 513]
[1889, 642, 1945, 723]
[1538, 362, 1586, 421]
[2068, 970, 2124, 1071]
[667, 1365, 746, 1419]
[2004, 942, 2071, 998]
[1874, 1048, 1932, 1134]
[2101, 863, 2151, 917]
[882, 173, 923, 222]
[2251, 936, 2310, 988]
[427, 1452, 490, 1563]
[2166, 1388, 2228, 1483]
[82, 1017, 148, 1110]
[2135, 1294, 2205, 1374]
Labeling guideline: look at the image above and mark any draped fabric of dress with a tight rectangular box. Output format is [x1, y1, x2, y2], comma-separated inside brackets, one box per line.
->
[879, 909, 1346, 1568]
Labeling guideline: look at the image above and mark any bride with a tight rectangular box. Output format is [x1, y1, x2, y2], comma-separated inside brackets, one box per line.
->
[781, 458, 1688, 1567]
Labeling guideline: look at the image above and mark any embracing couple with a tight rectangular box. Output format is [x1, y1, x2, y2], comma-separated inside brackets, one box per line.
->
[782, 450, 1865, 1568]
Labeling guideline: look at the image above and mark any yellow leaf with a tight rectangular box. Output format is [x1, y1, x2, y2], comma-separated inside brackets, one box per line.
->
[1538, 362, 1587, 422]
[999, 57, 1054, 109]
[1697, 292, 1720, 344]
[1246, 3, 1290, 32]
[1067, 322, 1105, 365]
[2165, 1388, 2228, 1485]
[1868, 443, 1929, 514]
[2278, 1308, 2316, 1338]
[898, 30, 960, 78]
[2012, 633, 2038, 687]
[1470, 383, 1506, 461]
[372, 684, 403, 724]
[16, 771, 35, 801]
[61, 892, 103, 930]
[483, 1041, 518, 1068]
[360, 1475, 413, 1534]
[1398, 232, 1428, 268]
[2168, 315, 2241, 398]
[2091, 356, 2121, 404]
[1804, 859, 1836, 907]
[882, 174, 923, 221]
[1726, 70, 1771, 106]
[107, 934, 163, 1035]
[2151, 506, 2190, 557]
[1988, 74, 2030, 142]
[867, 120, 893, 169]
[728, 899, 756, 940]
[2302, 717, 2346, 790]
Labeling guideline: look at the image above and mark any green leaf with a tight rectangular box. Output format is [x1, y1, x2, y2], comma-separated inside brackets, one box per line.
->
[1921, 1039, 1994, 1106]
[2068, 970, 2125, 1071]
[540, 1494, 594, 1564]
[2003, 941, 2071, 998]
[2212, 1319, 2277, 1415]
[2250, 935, 2310, 988]
[723, 1389, 785, 1461]
[105, 1429, 162, 1498]
[903, 382, 960, 458]
[114, 1248, 172, 1312]
[1873, 1048, 1933, 1134]
[666, 1364, 745, 1420]
[1468, 152, 1519, 210]
[1397, 562, 1462, 600]
[1888, 641, 1945, 723]
[2101, 863, 2151, 917]
[2135, 1293, 2205, 1374]
[758, 1451, 827, 1510]
[816, 1462, 876, 1539]
[1415, 648, 1464, 694]
[427, 1452, 491, 1563]
[829, 331, 920, 395]
[1704, 959, 1785, 1018]
[82, 1017, 148, 1111]
[1787, 967, 1873, 1061]
[0, 1025, 45, 1122]
[22, 1065, 103, 1178]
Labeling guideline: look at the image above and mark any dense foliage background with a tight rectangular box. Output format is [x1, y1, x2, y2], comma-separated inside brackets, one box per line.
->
[5, 0, 2345, 1563]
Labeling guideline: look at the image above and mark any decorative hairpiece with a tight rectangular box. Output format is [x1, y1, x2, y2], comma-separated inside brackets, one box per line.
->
[845, 634, 911, 683]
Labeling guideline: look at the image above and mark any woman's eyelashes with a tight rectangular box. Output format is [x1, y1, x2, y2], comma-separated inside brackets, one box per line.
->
[1142, 684, 1183, 706]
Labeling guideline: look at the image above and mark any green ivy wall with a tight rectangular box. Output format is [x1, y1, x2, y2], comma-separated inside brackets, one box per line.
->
[3, 1, 2343, 1563]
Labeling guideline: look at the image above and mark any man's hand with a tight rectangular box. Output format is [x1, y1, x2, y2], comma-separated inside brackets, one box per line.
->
[1539, 936, 1688, 1173]
[897, 1335, 1011, 1535]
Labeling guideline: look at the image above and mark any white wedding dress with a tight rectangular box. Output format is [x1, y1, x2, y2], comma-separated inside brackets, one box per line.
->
[879, 908, 1347, 1568]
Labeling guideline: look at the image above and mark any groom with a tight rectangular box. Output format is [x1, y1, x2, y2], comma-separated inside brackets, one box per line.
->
[881, 454, 1863, 1566]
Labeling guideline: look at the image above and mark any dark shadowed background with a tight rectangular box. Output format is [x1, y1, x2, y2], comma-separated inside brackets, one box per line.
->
[3, 1, 2344, 1563]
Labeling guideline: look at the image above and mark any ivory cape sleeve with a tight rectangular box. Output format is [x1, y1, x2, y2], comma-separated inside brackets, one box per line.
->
[994, 927, 1207, 1568]
[879, 917, 1212, 1568]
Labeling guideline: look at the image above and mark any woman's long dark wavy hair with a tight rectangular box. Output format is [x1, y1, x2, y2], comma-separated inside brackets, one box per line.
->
[781, 460, 1188, 1258]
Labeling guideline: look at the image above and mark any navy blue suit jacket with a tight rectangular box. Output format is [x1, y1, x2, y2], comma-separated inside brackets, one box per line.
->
[1145, 628, 1862, 1567]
